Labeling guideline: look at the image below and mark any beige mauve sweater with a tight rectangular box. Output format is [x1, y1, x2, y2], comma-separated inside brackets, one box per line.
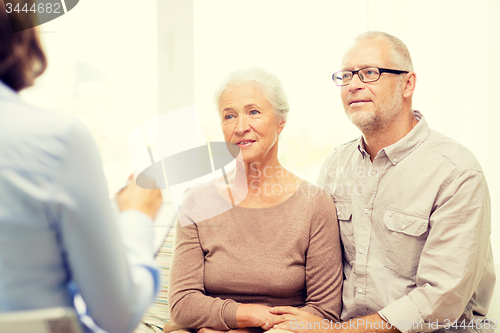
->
[168, 181, 342, 330]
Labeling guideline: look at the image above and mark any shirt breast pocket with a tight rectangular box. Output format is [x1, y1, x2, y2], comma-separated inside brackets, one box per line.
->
[383, 208, 429, 278]
[336, 201, 356, 265]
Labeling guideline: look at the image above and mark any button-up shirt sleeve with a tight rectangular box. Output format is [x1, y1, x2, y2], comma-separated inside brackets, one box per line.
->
[51, 120, 160, 333]
[379, 168, 494, 333]
[0, 81, 160, 333]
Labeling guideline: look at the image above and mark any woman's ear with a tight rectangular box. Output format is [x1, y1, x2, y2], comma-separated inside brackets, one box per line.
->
[277, 120, 286, 135]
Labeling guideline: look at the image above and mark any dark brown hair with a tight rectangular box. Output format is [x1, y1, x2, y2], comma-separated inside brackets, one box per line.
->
[0, 1, 47, 91]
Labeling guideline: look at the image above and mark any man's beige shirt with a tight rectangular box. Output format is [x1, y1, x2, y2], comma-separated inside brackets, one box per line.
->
[318, 111, 495, 333]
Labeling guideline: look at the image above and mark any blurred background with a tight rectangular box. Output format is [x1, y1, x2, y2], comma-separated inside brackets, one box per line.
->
[20, 0, 499, 317]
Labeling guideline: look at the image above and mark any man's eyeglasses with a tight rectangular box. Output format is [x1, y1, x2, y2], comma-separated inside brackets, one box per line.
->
[332, 67, 409, 86]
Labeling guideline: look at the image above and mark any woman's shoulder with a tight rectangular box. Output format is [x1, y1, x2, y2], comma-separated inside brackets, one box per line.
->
[295, 182, 338, 235]
[0, 95, 93, 174]
[295, 180, 334, 204]
[291, 180, 336, 216]
[0, 88, 78, 132]
[178, 179, 233, 226]
[181, 180, 215, 206]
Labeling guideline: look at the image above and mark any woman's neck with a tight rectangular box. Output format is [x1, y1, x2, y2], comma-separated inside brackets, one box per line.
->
[216, 154, 302, 208]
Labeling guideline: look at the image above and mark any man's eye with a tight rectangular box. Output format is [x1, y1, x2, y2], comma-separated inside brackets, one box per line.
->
[225, 114, 234, 120]
[250, 110, 260, 115]
[342, 73, 351, 79]
[364, 69, 379, 77]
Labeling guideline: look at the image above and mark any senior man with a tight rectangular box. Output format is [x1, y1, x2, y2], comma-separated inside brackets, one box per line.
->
[265, 31, 495, 333]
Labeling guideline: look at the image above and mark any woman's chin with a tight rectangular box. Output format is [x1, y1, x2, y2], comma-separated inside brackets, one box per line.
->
[240, 152, 259, 164]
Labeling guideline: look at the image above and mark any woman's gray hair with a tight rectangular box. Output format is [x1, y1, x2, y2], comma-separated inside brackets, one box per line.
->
[355, 31, 414, 72]
[214, 67, 290, 122]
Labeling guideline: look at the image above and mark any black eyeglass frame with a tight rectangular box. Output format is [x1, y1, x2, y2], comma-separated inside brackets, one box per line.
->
[332, 67, 409, 86]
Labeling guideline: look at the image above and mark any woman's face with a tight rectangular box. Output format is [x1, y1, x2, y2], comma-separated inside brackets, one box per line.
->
[219, 83, 285, 165]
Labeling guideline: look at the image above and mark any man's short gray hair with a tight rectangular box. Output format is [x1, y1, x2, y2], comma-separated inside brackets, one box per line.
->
[355, 31, 414, 72]
[214, 67, 290, 122]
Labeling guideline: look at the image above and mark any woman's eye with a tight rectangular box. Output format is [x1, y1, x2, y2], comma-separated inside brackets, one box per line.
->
[250, 110, 260, 115]
[224, 114, 234, 120]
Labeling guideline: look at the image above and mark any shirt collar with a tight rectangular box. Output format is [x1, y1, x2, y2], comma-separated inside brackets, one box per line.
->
[357, 136, 369, 157]
[0, 80, 19, 101]
[357, 110, 430, 164]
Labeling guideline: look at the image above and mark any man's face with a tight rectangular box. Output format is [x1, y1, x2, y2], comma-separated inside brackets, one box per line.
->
[340, 37, 405, 132]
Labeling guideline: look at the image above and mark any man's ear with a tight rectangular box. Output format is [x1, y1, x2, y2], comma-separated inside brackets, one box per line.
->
[403, 72, 416, 99]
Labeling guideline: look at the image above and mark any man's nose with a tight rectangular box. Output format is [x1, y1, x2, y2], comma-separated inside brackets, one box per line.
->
[348, 73, 364, 91]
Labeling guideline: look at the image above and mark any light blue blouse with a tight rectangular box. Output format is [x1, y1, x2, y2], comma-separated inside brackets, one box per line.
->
[0, 81, 159, 333]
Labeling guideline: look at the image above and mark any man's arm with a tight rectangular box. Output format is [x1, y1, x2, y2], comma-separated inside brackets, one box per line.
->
[379, 169, 493, 333]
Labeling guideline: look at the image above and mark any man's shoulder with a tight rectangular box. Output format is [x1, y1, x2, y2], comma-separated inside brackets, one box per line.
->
[321, 137, 360, 166]
[425, 129, 483, 173]
[317, 137, 361, 186]
[338, 137, 359, 149]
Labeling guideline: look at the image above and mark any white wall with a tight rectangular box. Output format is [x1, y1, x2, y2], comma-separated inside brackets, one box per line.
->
[21, 0, 159, 193]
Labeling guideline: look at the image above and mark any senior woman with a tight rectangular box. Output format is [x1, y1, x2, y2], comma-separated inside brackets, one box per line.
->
[166, 68, 342, 333]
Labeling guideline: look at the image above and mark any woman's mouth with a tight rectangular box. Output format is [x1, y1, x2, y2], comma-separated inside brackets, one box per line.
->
[236, 140, 256, 146]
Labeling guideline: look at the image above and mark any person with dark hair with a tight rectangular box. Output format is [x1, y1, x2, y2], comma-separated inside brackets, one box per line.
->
[0, 6, 46, 91]
[0, 3, 163, 333]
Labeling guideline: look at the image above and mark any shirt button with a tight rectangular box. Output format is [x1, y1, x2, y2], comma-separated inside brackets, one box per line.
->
[394, 157, 398, 162]
[359, 249, 365, 254]
[357, 287, 363, 294]
[364, 208, 369, 214]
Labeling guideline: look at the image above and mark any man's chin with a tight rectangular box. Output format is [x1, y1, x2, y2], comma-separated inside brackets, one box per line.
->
[347, 110, 376, 130]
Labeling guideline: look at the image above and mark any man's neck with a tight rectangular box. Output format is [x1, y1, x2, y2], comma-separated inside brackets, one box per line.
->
[363, 110, 418, 162]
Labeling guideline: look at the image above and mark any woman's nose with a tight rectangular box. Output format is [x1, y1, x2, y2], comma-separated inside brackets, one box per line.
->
[235, 116, 250, 134]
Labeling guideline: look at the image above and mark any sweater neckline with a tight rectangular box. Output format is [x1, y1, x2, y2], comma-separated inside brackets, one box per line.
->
[216, 179, 307, 211]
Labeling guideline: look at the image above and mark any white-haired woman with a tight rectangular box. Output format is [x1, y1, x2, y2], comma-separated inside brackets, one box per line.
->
[166, 68, 342, 333]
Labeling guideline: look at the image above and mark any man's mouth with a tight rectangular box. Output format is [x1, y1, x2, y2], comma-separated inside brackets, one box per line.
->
[350, 99, 371, 105]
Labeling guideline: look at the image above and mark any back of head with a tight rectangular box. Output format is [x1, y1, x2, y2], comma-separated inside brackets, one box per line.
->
[354, 31, 413, 72]
[213, 67, 290, 122]
[0, 1, 47, 91]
